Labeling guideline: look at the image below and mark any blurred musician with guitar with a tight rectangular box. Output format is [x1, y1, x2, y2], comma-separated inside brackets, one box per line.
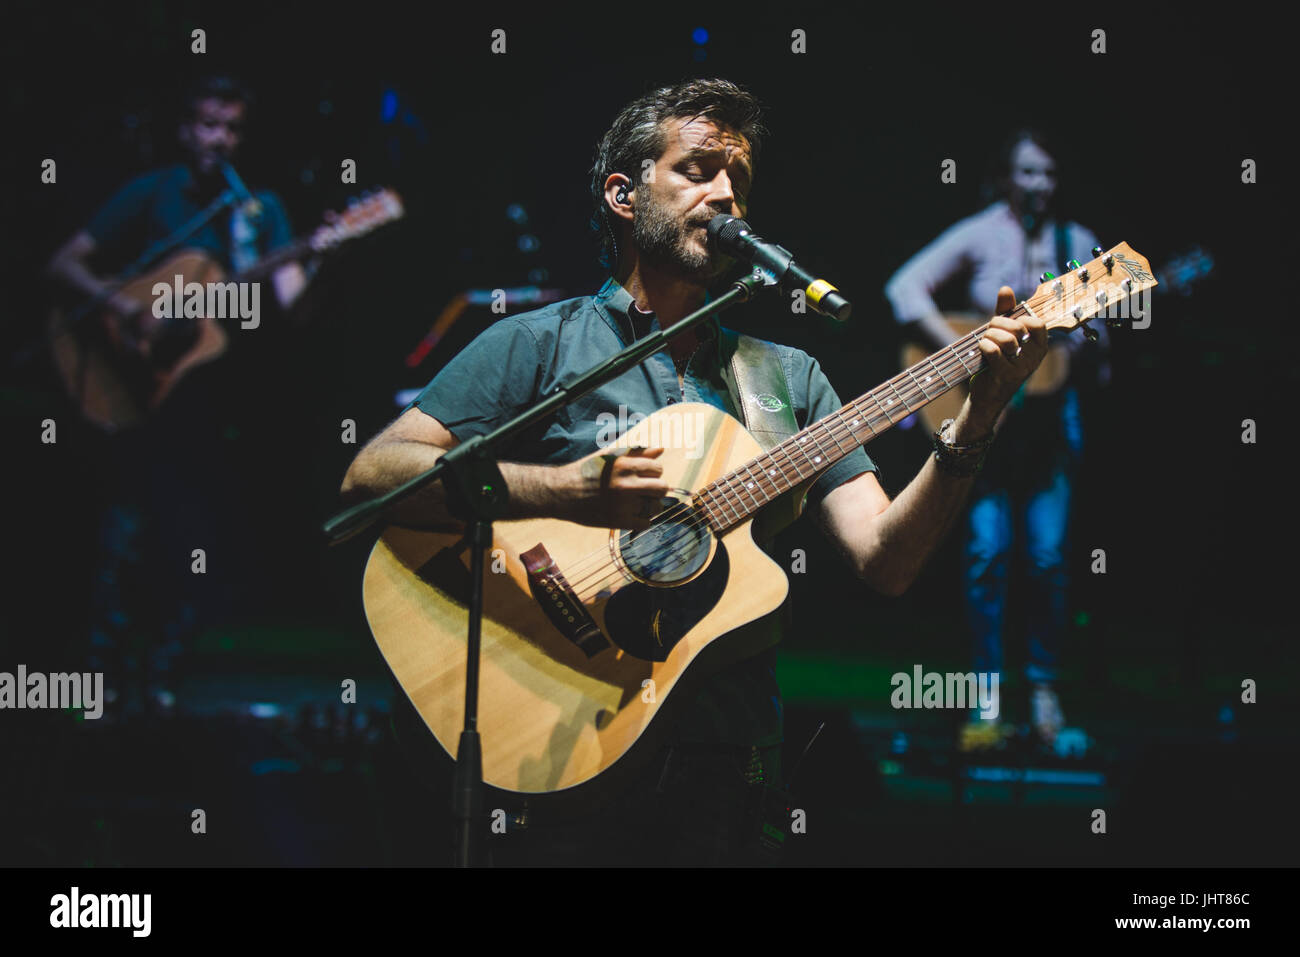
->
[44, 75, 350, 714]
[46, 75, 309, 357]
[885, 129, 1109, 749]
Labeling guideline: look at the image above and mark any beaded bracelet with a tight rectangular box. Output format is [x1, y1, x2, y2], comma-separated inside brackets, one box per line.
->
[932, 417, 994, 477]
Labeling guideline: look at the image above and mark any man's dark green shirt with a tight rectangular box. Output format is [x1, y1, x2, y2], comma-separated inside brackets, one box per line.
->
[409, 277, 876, 747]
[86, 163, 293, 274]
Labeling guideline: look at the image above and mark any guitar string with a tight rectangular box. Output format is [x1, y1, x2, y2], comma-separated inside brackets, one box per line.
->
[561, 303, 1064, 599]
[560, 288, 1096, 597]
[567, 351, 968, 600]
[556, 281, 1118, 599]
[558, 319, 1011, 599]
[569, 300, 1121, 596]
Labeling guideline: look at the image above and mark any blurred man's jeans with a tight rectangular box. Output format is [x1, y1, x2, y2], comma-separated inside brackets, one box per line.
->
[964, 388, 1082, 690]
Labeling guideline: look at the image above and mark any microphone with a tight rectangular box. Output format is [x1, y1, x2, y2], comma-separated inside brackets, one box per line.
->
[707, 215, 851, 320]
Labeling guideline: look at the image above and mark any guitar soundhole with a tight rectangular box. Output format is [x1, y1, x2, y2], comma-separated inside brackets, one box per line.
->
[615, 499, 712, 586]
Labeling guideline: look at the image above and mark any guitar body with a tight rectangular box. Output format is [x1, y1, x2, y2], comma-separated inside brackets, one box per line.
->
[363, 403, 792, 798]
[48, 249, 229, 432]
[901, 312, 1070, 433]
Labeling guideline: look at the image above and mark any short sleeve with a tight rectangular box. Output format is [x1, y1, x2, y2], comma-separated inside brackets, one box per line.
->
[791, 351, 879, 507]
[407, 319, 544, 441]
[883, 214, 980, 324]
[85, 170, 160, 251]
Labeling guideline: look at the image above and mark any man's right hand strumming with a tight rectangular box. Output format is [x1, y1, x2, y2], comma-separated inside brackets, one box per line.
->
[340, 406, 674, 532]
[551, 447, 672, 531]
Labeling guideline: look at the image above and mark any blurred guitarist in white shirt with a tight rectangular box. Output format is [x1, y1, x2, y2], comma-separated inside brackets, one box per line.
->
[885, 129, 1110, 748]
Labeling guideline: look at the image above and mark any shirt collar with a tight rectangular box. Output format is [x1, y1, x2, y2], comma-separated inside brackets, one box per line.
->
[593, 276, 721, 351]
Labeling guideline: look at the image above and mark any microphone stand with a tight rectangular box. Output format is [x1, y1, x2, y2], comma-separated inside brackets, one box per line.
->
[323, 267, 774, 866]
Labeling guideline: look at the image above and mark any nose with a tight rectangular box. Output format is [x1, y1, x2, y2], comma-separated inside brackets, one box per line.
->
[706, 171, 741, 214]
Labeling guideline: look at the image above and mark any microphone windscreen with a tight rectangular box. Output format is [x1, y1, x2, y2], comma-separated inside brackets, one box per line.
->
[707, 214, 750, 252]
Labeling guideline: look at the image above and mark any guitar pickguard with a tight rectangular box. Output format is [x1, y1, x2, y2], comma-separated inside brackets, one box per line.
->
[602, 542, 730, 661]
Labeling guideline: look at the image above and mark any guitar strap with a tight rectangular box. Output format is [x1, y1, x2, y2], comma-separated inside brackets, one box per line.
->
[1054, 220, 1070, 286]
[717, 327, 805, 540]
[698, 328, 799, 704]
[721, 329, 798, 445]
[1003, 219, 1070, 414]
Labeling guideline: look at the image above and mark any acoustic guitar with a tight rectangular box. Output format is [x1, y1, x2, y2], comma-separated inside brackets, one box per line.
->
[363, 243, 1156, 800]
[48, 188, 403, 432]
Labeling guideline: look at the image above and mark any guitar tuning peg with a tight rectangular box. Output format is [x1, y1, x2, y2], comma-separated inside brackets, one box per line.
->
[1105, 317, 1124, 328]
[1040, 271, 1055, 283]
[1066, 259, 1081, 270]
[1082, 324, 1099, 343]
[1091, 246, 1103, 258]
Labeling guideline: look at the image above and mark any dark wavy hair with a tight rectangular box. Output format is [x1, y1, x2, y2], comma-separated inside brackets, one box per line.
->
[588, 78, 766, 271]
[180, 74, 254, 122]
[980, 127, 1063, 206]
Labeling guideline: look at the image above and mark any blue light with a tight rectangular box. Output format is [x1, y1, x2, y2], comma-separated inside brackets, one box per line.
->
[692, 27, 708, 44]
[380, 89, 399, 123]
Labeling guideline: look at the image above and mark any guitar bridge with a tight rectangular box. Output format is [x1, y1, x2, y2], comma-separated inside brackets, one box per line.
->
[520, 544, 609, 658]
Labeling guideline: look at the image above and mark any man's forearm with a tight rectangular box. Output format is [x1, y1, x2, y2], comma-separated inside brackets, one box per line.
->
[48, 254, 115, 304]
[339, 439, 573, 528]
[858, 398, 997, 594]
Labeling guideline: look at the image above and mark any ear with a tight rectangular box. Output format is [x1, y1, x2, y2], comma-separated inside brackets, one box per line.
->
[603, 173, 634, 225]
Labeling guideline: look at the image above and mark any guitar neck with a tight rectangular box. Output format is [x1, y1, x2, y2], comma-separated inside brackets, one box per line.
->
[231, 238, 315, 283]
[695, 323, 999, 532]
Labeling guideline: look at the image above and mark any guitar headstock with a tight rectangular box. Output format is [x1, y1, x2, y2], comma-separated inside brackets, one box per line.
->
[313, 188, 405, 251]
[1026, 242, 1157, 334]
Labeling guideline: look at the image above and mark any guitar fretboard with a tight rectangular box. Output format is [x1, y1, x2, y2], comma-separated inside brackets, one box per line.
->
[693, 318, 1011, 533]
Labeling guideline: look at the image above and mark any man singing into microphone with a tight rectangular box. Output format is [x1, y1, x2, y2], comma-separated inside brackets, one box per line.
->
[342, 78, 1047, 866]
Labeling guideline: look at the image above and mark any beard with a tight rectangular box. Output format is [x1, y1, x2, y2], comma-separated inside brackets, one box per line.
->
[631, 188, 728, 282]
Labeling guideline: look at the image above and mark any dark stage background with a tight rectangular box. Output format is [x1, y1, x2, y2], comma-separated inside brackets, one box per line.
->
[1, 2, 1294, 868]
